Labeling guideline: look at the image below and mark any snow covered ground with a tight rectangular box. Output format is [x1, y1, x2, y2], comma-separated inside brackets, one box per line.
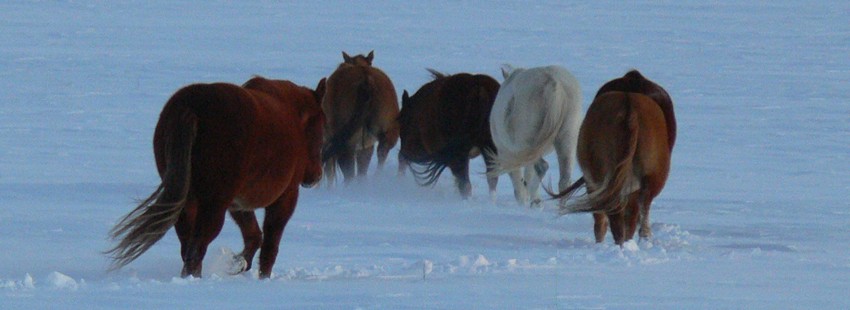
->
[1, 1, 848, 308]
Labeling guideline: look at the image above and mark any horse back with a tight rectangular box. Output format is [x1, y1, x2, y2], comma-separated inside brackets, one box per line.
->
[580, 92, 669, 189]
[401, 73, 499, 159]
[445, 74, 500, 148]
[323, 64, 398, 135]
[491, 66, 581, 154]
[156, 81, 310, 208]
[596, 70, 676, 150]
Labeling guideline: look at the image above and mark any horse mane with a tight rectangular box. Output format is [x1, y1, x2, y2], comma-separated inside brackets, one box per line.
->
[426, 68, 447, 80]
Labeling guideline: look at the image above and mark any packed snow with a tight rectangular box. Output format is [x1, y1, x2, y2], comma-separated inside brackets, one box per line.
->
[1, 1, 848, 308]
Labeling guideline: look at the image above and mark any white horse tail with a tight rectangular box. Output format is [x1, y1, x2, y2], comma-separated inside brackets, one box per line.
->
[488, 78, 566, 176]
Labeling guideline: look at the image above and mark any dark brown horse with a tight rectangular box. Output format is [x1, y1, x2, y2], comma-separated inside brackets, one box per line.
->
[552, 91, 671, 245]
[398, 69, 500, 198]
[107, 76, 326, 279]
[321, 51, 399, 185]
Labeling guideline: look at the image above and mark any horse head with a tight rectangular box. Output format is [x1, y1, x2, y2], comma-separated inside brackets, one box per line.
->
[301, 78, 327, 188]
[398, 90, 421, 158]
[342, 50, 374, 66]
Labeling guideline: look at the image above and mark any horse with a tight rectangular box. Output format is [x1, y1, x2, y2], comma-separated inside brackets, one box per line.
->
[106, 76, 327, 279]
[487, 65, 583, 207]
[397, 69, 500, 198]
[551, 91, 671, 245]
[321, 51, 399, 185]
[552, 70, 675, 244]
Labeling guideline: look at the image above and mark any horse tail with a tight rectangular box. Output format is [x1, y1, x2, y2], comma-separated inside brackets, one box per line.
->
[106, 99, 197, 271]
[546, 176, 585, 199]
[487, 79, 564, 176]
[407, 138, 471, 187]
[322, 74, 374, 162]
[562, 94, 639, 215]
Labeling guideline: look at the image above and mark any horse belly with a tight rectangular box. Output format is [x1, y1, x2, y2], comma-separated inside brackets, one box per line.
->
[233, 175, 293, 210]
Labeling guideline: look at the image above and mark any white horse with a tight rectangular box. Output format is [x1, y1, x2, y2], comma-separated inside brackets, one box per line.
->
[488, 65, 582, 206]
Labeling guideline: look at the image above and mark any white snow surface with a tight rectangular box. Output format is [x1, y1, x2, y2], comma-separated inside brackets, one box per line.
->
[1, 1, 849, 308]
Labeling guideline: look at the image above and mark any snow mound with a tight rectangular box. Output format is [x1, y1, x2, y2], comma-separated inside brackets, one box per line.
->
[1, 273, 35, 290]
[46, 272, 79, 290]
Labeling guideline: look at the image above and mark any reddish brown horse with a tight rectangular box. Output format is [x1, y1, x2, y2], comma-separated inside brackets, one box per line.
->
[398, 69, 500, 198]
[321, 51, 399, 185]
[596, 70, 676, 150]
[552, 91, 672, 245]
[107, 76, 326, 279]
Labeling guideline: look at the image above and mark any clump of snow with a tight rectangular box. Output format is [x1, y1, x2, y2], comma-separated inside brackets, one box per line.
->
[46, 272, 78, 290]
[0, 274, 35, 290]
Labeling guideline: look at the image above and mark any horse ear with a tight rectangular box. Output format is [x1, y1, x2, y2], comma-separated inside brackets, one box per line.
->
[401, 90, 409, 105]
[342, 51, 352, 63]
[501, 64, 514, 80]
[314, 78, 327, 103]
[366, 50, 374, 64]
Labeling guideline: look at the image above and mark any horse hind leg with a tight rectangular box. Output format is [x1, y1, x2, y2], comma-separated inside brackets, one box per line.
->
[337, 149, 357, 183]
[175, 199, 198, 263]
[554, 139, 576, 207]
[638, 185, 655, 240]
[397, 153, 409, 177]
[228, 209, 262, 274]
[356, 145, 374, 178]
[181, 199, 229, 278]
[593, 212, 608, 243]
[525, 158, 549, 207]
[376, 128, 399, 172]
[449, 159, 472, 199]
[608, 211, 627, 246]
[482, 150, 499, 199]
[323, 158, 337, 188]
[508, 169, 528, 206]
[623, 191, 642, 242]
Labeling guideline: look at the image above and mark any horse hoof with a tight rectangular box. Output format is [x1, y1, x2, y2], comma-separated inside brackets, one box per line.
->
[227, 256, 248, 275]
[530, 198, 543, 208]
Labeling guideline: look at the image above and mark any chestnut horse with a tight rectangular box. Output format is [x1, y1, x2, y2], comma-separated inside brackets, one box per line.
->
[106, 76, 326, 279]
[552, 70, 676, 244]
[321, 51, 399, 185]
[398, 69, 500, 198]
[552, 91, 671, 245]
[596, 70, 676, 150]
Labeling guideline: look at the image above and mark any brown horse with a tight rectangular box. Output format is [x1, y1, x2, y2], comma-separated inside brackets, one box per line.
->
[321, 51, 399, 185]
[106, 76, 326, 279]
[596, 70, 676, 150]
[398, 69, 500, 198]
[552, 91, 671, 245]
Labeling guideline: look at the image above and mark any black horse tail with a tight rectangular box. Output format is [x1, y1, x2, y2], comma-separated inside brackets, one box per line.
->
[408, 137, 473, 187]
[105, 95, 197, 271]
[322, 75, 374, 162]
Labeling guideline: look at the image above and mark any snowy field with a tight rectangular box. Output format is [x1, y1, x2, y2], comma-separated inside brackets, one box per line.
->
[1, 1, 849, 308]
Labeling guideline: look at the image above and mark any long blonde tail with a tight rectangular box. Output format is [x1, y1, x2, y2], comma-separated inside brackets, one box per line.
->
[105, 103, 197, 270]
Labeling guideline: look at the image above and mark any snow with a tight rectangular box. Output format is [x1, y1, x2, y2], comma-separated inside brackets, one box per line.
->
[2, 0, 849, 308]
